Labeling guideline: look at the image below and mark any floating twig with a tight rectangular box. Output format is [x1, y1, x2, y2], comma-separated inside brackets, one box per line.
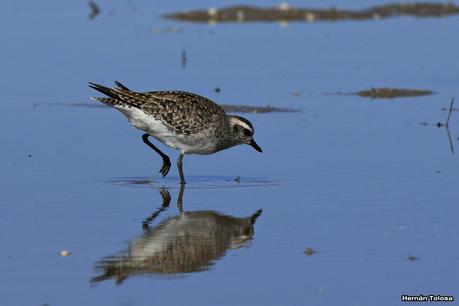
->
[436, 97, 455, 127]
[435, 97, 456, 154]
[419, 97, 456, 154]
[445, 97, 455, 127]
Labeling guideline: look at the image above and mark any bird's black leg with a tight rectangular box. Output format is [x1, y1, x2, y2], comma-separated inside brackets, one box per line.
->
[142, 133, 171, 177]
[177, 153, 186, 185]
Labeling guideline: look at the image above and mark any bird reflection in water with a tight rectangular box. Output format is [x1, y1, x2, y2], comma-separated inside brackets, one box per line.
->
[91, 185, 262, 284]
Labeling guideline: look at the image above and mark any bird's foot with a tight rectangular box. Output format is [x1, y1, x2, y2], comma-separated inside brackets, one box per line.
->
[159, 156, 171, 177]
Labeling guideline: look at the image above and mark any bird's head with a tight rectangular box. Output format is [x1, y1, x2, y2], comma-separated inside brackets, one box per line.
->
[228, 115, 262, 152]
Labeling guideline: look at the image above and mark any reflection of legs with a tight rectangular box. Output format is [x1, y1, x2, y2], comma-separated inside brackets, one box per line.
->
[177, 153, 186, 185]
[142, 134, 171, 177]
[142, 188, 171, 230]
[177, 183, 185, 212]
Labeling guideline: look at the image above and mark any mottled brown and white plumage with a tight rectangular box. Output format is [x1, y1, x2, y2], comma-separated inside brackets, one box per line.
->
[89, 81, 262, 184]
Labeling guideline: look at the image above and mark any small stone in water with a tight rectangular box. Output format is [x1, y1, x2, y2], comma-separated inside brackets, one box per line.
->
[304, 247, 315, 256]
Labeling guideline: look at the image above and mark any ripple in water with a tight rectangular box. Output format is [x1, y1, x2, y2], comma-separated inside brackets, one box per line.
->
[106, 175, 277, 189]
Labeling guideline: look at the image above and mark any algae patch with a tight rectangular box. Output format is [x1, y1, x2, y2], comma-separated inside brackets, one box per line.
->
[357, 88, 433, 99]
[164, 3, 459, 23]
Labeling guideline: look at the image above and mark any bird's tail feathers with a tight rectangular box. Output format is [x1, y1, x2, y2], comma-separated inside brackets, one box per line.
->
[114, 80, 132, 92]
[89, 81, 142, 108]
[89, 82, 120, 100]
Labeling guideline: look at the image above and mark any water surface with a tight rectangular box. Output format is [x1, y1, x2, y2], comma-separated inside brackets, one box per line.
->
[1, 0, 458, 305]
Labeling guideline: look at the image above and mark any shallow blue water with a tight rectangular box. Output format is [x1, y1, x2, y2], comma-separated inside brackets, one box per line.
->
[1, 1, 459, 305]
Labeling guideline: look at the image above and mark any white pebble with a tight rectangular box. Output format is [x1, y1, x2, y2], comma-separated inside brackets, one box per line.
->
[59, 250, 71, 256]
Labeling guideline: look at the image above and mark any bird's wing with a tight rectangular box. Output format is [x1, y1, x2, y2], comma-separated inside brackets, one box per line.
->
[89, 82, 226, 135]
[141, 92, 227, 135]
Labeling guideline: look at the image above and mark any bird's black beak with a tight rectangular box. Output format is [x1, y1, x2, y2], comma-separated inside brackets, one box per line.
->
[249, 139, 263, 153]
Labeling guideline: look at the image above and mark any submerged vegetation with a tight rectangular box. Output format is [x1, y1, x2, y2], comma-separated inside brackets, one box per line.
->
[356, 88, 434, 99]
[164, 2, 459, 23]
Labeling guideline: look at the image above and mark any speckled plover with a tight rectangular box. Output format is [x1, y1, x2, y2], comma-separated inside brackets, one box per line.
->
[89, 81, 262, 184]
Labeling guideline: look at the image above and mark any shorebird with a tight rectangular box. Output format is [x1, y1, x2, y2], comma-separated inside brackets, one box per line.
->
[89, 81, 262, 184]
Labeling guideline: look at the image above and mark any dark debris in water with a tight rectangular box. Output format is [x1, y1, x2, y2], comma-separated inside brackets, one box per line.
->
[357, 88, 433, 99]
[418, 97, 456, 155]
[88, 1, 100, 20]
[304, 247, 316, 256]
[436, 98, 455, 128]
[181, 50, 187, 69]
[164, 2, 459, 23]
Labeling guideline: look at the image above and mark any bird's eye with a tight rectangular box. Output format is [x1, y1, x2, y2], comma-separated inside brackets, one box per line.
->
[243, 129, 252, 136]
